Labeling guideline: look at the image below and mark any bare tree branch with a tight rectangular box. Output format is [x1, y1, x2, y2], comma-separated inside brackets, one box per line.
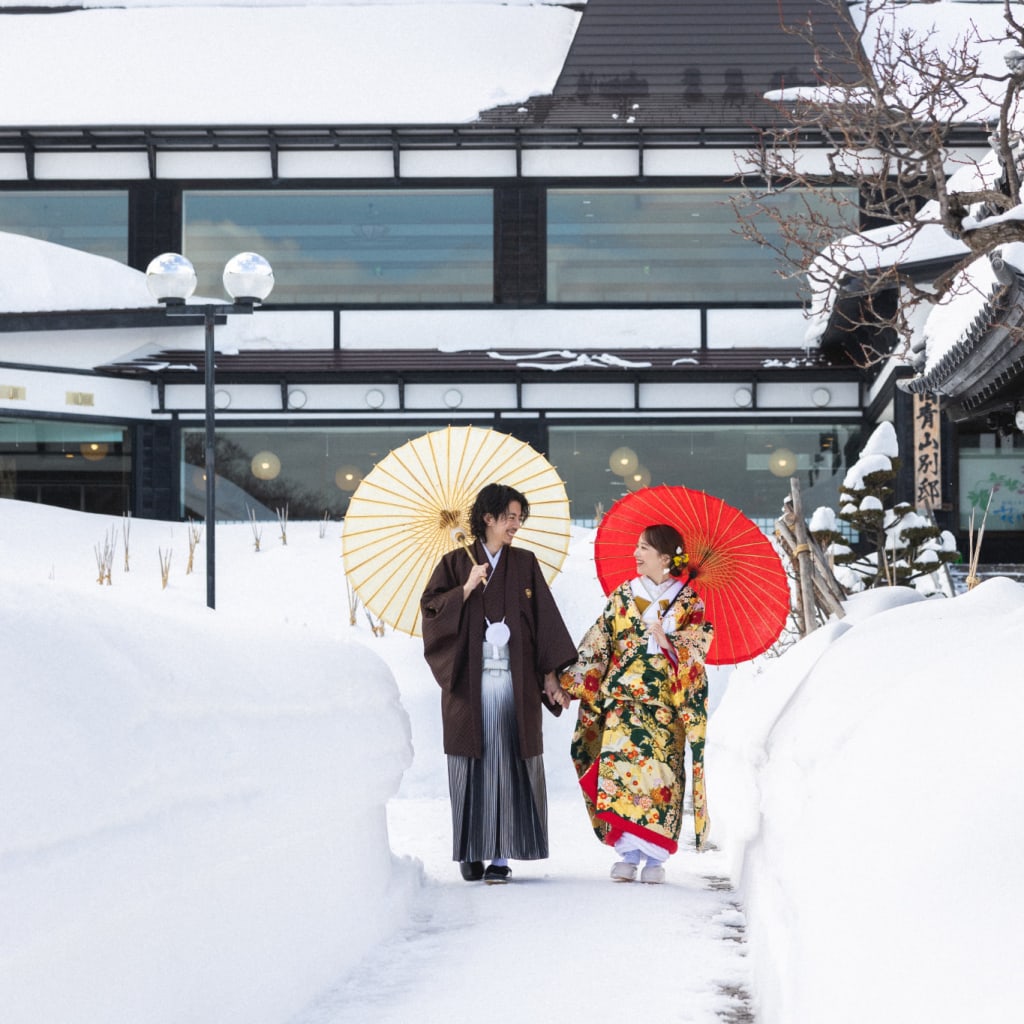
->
[732, 0, 1023, 366]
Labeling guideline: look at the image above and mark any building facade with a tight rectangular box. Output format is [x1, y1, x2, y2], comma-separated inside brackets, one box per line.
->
[0, 0, 1006, 552]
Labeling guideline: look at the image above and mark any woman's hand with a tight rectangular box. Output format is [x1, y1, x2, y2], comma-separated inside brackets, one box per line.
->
[462, 561, 489, 599]
[649, 617, 670, 650]
[543, 671, 571, 709]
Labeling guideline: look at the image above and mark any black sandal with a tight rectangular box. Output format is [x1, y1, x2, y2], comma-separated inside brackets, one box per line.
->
[459, 861, 484, 881]
[483, 864, 511, 884]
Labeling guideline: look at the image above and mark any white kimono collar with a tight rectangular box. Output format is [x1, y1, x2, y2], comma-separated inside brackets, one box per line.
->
[632, 576, 683, 655]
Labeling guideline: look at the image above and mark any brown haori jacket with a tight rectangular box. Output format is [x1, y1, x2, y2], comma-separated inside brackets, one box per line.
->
[420, 542, 577, 759]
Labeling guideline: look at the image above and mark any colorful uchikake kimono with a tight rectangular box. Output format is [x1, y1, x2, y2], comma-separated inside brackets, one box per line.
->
[559, 576, 714, 854]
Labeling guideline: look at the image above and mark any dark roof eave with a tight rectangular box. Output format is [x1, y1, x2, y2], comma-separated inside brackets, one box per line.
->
[897, 271, 1024, 418]
[0, 121, 994, 158]
[816, 251, 971, 352]
[94, 345, 859, 382]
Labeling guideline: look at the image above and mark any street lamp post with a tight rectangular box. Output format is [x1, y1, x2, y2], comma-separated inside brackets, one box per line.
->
[145, 252, 275, 610]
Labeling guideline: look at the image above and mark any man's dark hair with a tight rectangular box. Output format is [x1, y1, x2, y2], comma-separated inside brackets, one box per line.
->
[469, 483, 530, 541]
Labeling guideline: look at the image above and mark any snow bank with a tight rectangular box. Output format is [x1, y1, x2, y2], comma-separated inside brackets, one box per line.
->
[710, 581, 1024, 1024]
[0, 503, 415, 1024]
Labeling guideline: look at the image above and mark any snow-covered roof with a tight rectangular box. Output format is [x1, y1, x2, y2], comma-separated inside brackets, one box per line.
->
[0, 231, 154, 312]
[0, 1, 580, 126]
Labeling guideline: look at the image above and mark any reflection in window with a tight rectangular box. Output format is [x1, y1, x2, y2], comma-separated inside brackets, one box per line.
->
[548, 423, 858, 527]
[547, 187, 856, 304]
[0, 191, 128, 262]
[0, 418, 131, 514]
[183, 190, 494, 303]
[180, 425, 431, 520]
[958, 431, 1024, 531]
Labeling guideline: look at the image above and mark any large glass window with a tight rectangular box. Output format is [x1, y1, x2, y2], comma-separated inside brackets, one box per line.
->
[180, 422, 860, 528]
[0, 191, 128, 262]
[0, 419, 131, 514]
[179, 425, 430, 521]
[548, 423, 860, 527]
[183, 190, 494, 303]
[547, 187, 856, 304]
[958, 430, 1024, 531]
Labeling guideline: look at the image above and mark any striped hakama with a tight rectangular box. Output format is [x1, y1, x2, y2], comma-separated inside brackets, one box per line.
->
[447, 640, 549, 862]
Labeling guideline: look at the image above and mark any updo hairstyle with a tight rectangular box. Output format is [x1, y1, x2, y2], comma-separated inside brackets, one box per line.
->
[641, 523, 688, 577]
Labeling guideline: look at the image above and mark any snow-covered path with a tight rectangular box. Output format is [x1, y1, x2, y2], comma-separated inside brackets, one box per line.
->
[289, 795, 753, 1024]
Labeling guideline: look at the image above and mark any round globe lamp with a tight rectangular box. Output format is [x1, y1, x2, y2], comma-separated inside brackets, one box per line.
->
[768, 447, 797, 477]
[626, 465, 652, 491]
[224, 252, 275, 304]
[251, 450, 281, 481]
[335, 465, 363, 492]
[145, 252, 198, 305]
[608, 446, 639, 476]
[80, 441, 108, 462]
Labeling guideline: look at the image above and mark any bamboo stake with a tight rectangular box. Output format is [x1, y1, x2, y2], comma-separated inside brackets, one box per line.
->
[966, 488, 994, 591]
[186, 517, 202, 575]
[158, 547, 172, 590]
[276, 503, 289, 546]
[248, 508, 262, 552]
[345, 580, 359, 626]
[788, 478, 820, 635]
[776, 516, 845, 620]
[122, 511, 131, 573]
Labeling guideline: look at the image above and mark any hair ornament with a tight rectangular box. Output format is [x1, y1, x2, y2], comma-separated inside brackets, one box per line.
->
[671, 545, 688, 570]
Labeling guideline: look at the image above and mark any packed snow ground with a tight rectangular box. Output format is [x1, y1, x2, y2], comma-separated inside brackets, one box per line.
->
[2, 497, 1023, 1023]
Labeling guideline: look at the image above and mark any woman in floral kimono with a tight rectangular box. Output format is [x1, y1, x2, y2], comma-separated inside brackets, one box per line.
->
[557, 523, 714, 884]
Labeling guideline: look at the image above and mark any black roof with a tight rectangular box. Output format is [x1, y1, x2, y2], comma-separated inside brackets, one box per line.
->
[481, 0, 862, 128]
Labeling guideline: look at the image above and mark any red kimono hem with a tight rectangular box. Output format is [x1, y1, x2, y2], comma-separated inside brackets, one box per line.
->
[578, 760, 679, 856]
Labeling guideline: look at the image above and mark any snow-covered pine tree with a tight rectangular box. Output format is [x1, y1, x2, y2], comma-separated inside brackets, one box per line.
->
[809, 422, 959, 593]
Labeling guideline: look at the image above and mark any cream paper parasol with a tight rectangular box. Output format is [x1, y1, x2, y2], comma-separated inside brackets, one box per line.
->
[341, 425, 571, 636]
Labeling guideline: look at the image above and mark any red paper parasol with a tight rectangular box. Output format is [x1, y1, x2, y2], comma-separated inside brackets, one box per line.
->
[594, 484, 790, 665]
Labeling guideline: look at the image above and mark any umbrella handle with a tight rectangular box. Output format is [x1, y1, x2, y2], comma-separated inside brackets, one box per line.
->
[451, 528, 478, 565]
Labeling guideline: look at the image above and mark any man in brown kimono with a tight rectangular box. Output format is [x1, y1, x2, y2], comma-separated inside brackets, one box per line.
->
[421, 482, 576, 884]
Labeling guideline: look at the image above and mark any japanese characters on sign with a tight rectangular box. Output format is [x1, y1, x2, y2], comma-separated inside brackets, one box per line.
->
[913, 393, 942, 510]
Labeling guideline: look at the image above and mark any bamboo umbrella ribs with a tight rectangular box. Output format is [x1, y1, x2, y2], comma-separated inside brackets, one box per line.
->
[594, 484, 790, 665]
[341, 425, 571, 637]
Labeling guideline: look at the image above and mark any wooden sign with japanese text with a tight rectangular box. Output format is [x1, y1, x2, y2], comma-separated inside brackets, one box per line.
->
[913, 393, 942, 510]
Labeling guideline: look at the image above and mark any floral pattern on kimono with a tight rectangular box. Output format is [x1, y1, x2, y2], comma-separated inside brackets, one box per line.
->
[559, 579, 714, 852]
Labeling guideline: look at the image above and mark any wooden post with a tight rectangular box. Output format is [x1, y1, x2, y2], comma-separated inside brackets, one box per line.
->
[775, 478, 848, 638]
[789, 477, 820, 635]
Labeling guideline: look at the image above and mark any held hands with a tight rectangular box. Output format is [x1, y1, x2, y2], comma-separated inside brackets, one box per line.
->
[543, 672, 571, 710]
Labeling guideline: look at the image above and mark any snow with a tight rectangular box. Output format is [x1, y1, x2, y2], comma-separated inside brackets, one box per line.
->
[0, 231, 156, 313]
[920, 251, 1001, 371]
[842, 453, 892, 489]
[3, 3, 1023, 1016]
[0, 1, 580, 126]
[799, 4, 1016, 347]
[2, 494, 1023, 1024]
[711, 580, 1024, 1023]
[859, 419, 898, 459]
[918, 239, 1024, 373]
[808, 505, 839, 533]
[852, 0, 1011, 120]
